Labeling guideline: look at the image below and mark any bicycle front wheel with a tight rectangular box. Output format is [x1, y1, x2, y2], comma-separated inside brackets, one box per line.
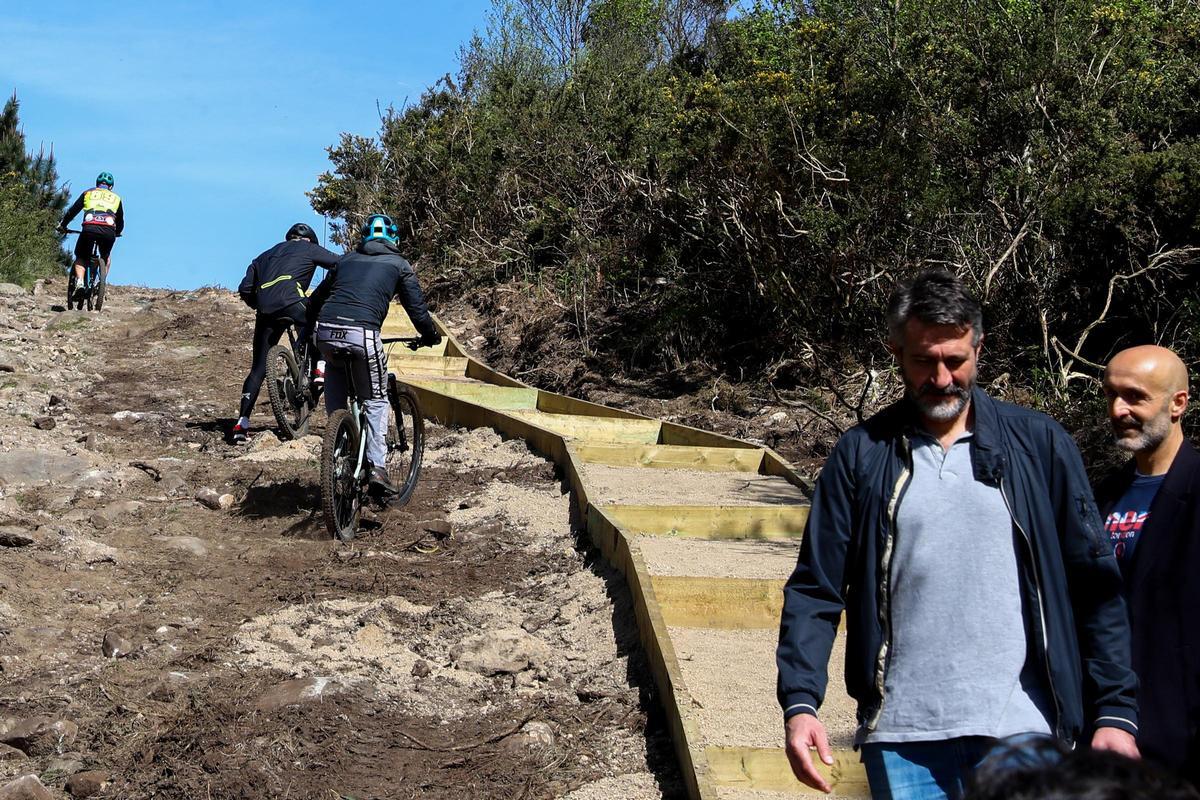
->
[384, 378, 425, 506]
[265, 344, 310, 439]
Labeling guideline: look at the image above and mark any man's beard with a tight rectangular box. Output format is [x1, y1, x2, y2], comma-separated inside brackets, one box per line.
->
[1112, 403, 1171, 454]
[906, 376, 973, 423]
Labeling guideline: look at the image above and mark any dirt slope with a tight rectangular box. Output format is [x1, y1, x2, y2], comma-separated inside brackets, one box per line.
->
[0, 281, 683, 799]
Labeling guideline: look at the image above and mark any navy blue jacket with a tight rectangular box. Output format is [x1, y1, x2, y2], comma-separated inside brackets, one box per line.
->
[776, 388, 1138, 744]
[310, 239, 437, 337]
[238, 240, 340, 315]
[1095, 441, 1200, 779]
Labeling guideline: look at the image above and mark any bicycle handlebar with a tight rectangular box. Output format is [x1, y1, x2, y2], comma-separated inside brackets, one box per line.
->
[382, 336, 429, 351]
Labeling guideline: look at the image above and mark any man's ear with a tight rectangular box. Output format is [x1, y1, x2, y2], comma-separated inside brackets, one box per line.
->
[1170, 389, 1189, 422]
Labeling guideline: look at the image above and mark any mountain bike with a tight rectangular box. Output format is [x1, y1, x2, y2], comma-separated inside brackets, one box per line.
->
[320, 337, 425, 542]
[265, 322, 321, 440]
[63, 229, 107, 311]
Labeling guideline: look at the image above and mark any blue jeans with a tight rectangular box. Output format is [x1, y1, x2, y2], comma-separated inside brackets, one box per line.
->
[860, 737, 998, 800]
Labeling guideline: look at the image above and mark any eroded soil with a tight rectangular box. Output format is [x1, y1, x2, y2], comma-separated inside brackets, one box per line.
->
[0, 282, 683, 799]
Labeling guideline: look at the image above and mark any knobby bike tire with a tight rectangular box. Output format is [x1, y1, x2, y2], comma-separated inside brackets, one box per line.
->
[84, 263, 94, 311]
[93, 260, 106, 311]
[66, 272, 78, 310]
[321, 408, 360, 542]
[385, 378, 425, 506]
[265, 344, 310, 439]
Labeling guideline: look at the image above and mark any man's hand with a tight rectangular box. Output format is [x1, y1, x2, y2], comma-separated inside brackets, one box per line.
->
[784, 713, 834, 793]
[1091, 726, 1140, 758]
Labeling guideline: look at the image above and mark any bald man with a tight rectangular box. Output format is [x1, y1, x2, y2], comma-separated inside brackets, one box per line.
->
[1095, 345, 1198, 783]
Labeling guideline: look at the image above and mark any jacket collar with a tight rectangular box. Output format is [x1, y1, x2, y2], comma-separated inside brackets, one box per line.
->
[358, 239, 400, 256]
[893, 386, 1005, 485]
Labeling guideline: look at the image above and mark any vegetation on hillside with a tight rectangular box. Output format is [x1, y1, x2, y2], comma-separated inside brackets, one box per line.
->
[0, 93, 68, 287]
[312, 0, 1200, 435]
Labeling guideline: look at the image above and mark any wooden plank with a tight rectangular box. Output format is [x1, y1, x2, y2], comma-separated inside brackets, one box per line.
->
[588, 506, 719, 800]
[705, 747, 868, 796]
[390, 357, 469, 377]
[537, 391, 654, 420]
[400, 380, 538, 410]
[651, 576, 784, 629]
[602, 504, 808, 540]
[660, 420, 757, 449]
[506, 410, 661, 444]
[572, 444, 765, 473]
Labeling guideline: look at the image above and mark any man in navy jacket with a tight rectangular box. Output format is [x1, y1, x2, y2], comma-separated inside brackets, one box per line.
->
[1096, 345, 1198, 784]
[777, 270, 1138, 798]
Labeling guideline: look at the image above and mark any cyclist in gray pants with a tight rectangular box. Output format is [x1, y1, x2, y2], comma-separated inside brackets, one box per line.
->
[308, 213, 440, 494]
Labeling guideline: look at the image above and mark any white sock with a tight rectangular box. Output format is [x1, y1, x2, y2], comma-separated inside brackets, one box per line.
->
[237, 416, 250, 429]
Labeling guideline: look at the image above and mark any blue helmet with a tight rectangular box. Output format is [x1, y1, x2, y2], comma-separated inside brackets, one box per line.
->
[96, 171, 114, 188]
[361, 214, 399, 244]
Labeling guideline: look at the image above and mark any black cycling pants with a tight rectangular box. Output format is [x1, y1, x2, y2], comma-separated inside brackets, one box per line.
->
[74, 227, 116, 263]
[239, 301, 308, 420]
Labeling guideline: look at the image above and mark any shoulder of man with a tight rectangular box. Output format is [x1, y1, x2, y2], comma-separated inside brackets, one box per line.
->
[980, 391, 1071, 440]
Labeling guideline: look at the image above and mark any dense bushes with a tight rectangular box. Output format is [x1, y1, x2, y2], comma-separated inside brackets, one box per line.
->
[312, 0, 1200, 415]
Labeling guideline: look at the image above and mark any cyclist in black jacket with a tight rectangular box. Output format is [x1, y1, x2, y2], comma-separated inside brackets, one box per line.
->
[309, 213, 440, 494]
[232, 223, 339, 443]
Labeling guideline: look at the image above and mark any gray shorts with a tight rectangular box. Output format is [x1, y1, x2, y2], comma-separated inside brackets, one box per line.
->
[314, 322, 388, 401]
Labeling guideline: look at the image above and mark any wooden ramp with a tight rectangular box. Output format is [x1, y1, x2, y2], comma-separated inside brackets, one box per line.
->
[382, 308, 868, 799]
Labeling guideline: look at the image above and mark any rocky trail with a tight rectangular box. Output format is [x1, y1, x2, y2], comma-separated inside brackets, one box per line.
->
[0, 281, 684, 799]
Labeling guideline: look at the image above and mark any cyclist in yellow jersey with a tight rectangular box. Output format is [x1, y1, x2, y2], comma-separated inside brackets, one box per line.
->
[59, 172, 124, 283]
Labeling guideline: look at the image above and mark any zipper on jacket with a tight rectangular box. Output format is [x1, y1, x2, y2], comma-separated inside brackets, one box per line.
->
[867, 434, 912, 731]
[999, 474, 1063, 739]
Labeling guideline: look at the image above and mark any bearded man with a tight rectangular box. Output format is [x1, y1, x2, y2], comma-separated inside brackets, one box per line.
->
[1095, 345, 1198, 784]
[776, 269, 1138, 799]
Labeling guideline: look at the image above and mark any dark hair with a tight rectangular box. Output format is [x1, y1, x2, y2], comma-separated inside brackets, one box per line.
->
[887, 268, 983, 346]
[966, 738, 1200, 800]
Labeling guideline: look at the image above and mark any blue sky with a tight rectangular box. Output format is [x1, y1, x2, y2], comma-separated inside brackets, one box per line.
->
[1, 1, 493, 289]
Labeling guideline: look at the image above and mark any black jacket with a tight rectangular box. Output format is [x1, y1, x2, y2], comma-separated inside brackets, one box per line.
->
[1095, 441, 1200, 779]
[238, 240, 340, 315]
[776, 388, 1138, 744]
[311, 239, 436, 336]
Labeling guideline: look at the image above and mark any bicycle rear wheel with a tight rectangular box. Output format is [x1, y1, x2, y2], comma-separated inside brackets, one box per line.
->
[84, 265, 94, 311]
[384, 377, 424, 506]
[93, 259, 106, 311]
[66, 272, 79, 310]
[265, 344, 311, 439]
[321, 408, 361, 542]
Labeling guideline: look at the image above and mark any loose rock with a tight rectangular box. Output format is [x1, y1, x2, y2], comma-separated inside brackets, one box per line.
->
[65, 771, 109, 799]
[194, 488, 235, 510]
[452, 628, 552, 676]
[0, 775, 53, 800]
[64, 767, 108, 800]
[31, 417, 55, 431]
[101, 630, 133, 658]
[255, 677, 345, 712]
[0, 528, 34, 548]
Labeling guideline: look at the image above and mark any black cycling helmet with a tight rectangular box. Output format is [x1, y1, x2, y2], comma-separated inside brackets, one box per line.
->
[286, 222, 318, 243]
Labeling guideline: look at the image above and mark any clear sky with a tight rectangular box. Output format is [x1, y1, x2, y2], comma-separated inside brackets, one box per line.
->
[1, 1, 493, 290]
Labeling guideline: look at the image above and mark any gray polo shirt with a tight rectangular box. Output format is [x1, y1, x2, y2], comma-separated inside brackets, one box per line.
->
[862, 432, 1053, 744]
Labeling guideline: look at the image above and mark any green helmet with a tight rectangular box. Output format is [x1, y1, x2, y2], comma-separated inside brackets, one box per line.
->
[362, 214, 399, 244]
[96, 172, 114, 188]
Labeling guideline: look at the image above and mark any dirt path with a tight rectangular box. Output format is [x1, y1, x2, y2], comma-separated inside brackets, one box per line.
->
[0, 282, 683, 799]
